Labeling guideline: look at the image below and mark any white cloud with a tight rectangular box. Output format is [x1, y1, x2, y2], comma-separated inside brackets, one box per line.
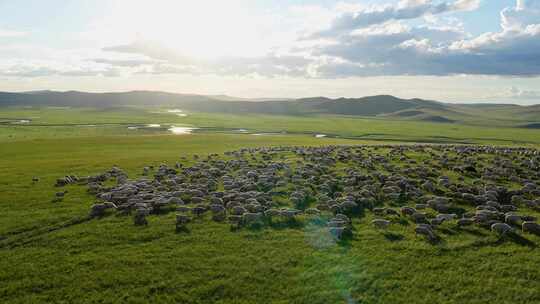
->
[502, 0, 540, 30]
[2, 0, 540, 80]
[0, 61, 121, 78]
[310, 0, 540, 77]
[508, 86, 540, 99]
[451, 0, 481, 11]
[309, 0, 480, 38]
[0, 29, 27, 38]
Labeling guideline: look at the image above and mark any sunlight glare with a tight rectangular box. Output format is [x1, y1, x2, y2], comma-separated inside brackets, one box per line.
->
[108, 0, 268, 59]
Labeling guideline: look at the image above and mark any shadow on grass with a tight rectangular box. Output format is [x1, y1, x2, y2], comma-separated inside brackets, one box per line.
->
[336, 231, 355, 249]
[504, 232, 537, 248]
[383, 232, 405, 242]
[437, 227, 459, 236]
[396, 218, 410, 226]
[175, 226, 191, 234]
[0, 215, 93, 249]
[450, 232, 537, 251]
[458, 227, 489, 237]
[430, 236, 446, 246]
[227, 218, 306, 232]
[268, 219, 305, 230]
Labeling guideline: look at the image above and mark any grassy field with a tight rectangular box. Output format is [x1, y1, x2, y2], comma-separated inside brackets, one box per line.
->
[1, 107, 539, 303]
[1, 106, 540, 145]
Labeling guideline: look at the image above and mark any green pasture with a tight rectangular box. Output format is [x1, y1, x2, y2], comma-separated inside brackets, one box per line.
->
[0, 107, 539, 303]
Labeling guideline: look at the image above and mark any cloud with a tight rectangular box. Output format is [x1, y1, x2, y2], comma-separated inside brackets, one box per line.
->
[502, 0, 540, 30]
[99, 0, 540, 79]
[0, 29, 27, 38]
[102, 39, 312, 77]
[2, 0, 539, 80]
[102, 40, 195, 65]
[134, 64, 201, 75]
[451, 0, 481, 11]
[91, 58, 159, 67]
[508, 86, 540, 99]
[0, 62, 120, 78]
[310, 0, 479, 38]
[310, 0, 540, 77]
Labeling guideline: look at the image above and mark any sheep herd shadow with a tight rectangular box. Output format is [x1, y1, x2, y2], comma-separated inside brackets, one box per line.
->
[0, 215, 93, 249]
[92, 204, 538, 251]
[383, 232, 405, 242]
[122, 207, 539, 251]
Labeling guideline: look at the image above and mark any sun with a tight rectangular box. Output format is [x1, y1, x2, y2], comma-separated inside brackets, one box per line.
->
[104, 0, 268, 59]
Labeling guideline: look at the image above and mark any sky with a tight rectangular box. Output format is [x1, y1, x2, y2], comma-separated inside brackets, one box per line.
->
[0, 0, 539, 104]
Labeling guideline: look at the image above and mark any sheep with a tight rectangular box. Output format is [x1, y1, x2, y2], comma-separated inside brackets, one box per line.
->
[415, 204, 428, 210]
[522, 222, 540, 235]
[491, 223, 513, 235]
[231, 206, 247, 216]
[89, 203, 107, 217]
[340, 200, 357, 211]
[430, 218, 445, 226]
[305, 208, 321, 215]
[243, 212, 263, 225]
[44, 144, 540, 245]
[371, 219, 391, 229]
[521, 215, 537, 222]
[328, 227, 346, 240]
[228, 215, 243, 224]
[210, 197, 224, 206]
[505, 214, 522, 226]
[177, 206, 191, 213]
[457, 218, 474, 227]
[422, 180, 435, 192]
[327, 220, 347, 228]
[329, 204, 341, 214]
[501, 204, 518, 212]
[191, 197, 204, 204]
[134, 209, 149, 226]
[168, 197, 184, 205]
[334, 213, 350, 224]
[175, 214, 191, 231]
[103, 201, 117, 209]
[210, 204, 226, 214]
[246, 203, 264, 213]
[411, 212, 427, 223]
[280, 208, 301, 219]
[415, 224, 436, 241]
[437, 213, 457, 221]
[191, 206, 207, 217]
[401, 206, 416, 216]
[212, 212, 226, 222]
[385, 208, 400, 216]
[264, 209, 280, 217]
[373, 207, 386, 215]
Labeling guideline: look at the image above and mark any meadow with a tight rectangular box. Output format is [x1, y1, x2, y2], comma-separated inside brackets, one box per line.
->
[1, 106, 539, 304]
[2, 106, 540, 145]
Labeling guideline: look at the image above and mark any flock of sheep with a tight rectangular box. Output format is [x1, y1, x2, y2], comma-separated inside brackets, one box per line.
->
[54, 144, 540, 243]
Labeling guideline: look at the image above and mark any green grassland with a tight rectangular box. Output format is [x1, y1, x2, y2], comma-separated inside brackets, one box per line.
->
[1, 106, 540, 145]
[1, 107, 539, 303]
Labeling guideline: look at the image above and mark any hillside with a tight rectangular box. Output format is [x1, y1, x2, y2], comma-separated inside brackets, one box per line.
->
[1, 91, 539, 125]
[0, 91, 449, 115]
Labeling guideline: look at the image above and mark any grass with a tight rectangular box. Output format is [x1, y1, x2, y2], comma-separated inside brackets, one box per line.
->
[1, 106, 540, 145]
[0, 107, 539, 303]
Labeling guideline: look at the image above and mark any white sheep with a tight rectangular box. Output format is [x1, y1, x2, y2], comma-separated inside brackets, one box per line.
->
[491, 223, 513, 235]
[371, 219, 391, 229]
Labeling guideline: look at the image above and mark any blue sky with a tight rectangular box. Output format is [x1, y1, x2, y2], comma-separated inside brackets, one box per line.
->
[0, 0, 539, 104]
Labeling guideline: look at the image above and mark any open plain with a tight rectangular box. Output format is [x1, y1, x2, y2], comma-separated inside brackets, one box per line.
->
[1, 105, 539, 304]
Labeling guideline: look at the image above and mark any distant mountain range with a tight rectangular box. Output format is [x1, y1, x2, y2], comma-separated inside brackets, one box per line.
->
[0, 90, 539, 126]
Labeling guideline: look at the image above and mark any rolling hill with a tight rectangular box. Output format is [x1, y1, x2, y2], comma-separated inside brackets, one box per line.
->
[0, 90, 539, 126]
